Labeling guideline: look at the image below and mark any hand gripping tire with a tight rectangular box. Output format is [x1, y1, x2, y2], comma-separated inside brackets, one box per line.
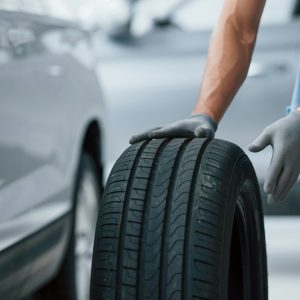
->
[90, 138, 268, 300]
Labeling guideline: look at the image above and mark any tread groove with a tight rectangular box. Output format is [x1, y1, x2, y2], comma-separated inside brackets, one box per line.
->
[159, 138, 191, 300]
[182, 138, 210, 300]
[115, 140, 150, 300]
[137, 138, 171, 299]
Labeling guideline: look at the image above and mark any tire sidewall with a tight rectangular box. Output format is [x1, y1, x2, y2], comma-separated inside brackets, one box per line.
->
[221, 154, 266, 300]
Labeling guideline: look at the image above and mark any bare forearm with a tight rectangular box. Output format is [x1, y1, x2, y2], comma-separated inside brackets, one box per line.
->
[193, 0, 266, 123]
[193, 21, 256, 122]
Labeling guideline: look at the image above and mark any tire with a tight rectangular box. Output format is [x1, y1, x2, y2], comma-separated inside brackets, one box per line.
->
[37, 152, 100, 300]
[91, 138, 268, 300]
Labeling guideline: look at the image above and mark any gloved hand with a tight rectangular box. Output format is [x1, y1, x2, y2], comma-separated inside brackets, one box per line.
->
[248, 110, 300, 204]
[129, 113, 218, 144]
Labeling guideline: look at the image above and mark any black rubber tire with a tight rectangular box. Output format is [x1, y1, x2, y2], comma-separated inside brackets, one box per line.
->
[36, 152, 101, 300]
[91, 138, 268, 300]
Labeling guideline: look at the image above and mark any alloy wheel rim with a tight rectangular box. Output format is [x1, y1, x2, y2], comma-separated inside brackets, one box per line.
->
[75, 170, 99, 300]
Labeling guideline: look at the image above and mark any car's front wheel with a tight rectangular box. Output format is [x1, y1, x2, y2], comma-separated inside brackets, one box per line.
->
[36, 152, 100, 300]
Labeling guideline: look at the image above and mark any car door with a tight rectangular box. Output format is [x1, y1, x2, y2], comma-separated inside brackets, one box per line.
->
[0, 9, 67, 299]
[0, 3, 94, 297]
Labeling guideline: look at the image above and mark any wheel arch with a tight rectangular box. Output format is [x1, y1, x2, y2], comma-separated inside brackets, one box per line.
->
[79, 120, 104, 193]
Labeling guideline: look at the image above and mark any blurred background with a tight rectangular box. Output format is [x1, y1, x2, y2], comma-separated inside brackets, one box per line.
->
[0, 0, 299, 299]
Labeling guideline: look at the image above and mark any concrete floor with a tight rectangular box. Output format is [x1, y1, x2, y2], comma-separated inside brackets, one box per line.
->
[265, 217, 300, 299]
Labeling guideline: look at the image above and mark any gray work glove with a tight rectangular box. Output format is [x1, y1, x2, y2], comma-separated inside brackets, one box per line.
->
[129, 113, 218, 144]
[248, 110, 300, 204]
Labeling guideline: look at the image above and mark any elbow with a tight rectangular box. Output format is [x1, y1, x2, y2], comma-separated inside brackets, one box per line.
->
[238, 27, 258, 46]
[222, 14, 259, 46]
[235, 16, 260, 46]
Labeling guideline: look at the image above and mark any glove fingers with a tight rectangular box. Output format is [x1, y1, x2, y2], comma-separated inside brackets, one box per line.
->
[277, 171, 298, 203]
[129, 133, 148, 144]
[194, 126, 215, 138]
[268, 173, 294, 204]
[194, 127, 206, 137]
[267, 167, 290, 204]
[248, 130, 270, 152]
[149, 126, 194, 139]
[264, 150, 282, 194]
[129, 126, 162, 144]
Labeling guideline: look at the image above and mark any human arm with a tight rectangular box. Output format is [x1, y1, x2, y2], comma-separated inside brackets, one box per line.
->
[129, 0, 266, 144]
[192, 0, 266, 122]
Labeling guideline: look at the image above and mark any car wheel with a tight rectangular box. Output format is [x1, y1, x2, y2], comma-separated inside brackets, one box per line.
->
[90, 138, 268, 300]
[37, 152, 100, 300]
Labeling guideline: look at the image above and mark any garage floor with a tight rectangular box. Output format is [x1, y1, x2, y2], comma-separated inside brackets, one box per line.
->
[265, 217, 300, 299]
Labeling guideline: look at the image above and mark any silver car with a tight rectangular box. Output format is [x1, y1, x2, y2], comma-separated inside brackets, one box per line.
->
[0, 2, 105, 300]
